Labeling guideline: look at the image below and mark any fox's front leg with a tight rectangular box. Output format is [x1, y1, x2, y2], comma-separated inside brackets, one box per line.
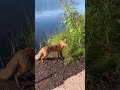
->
[60, 51, 64, 60]
[58, 52, 60, 58]
[14, 66, 30, 88]
[14, 70, 24, 88]
[58, 51, 62, 58]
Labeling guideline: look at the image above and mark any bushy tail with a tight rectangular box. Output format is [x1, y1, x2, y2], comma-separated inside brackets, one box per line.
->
[35, 50, 43, 60]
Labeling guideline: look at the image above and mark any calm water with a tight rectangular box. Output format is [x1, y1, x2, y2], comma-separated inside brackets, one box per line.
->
[35, 13, 64, 50]
[35, 0, 85, 50]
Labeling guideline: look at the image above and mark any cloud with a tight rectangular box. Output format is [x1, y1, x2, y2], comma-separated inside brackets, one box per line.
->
[35, 1, 85, 18]
[35, 9, 63, 18]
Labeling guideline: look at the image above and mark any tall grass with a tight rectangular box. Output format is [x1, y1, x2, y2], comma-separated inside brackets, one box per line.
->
[7, 25, 34, 57]
[0, 11, 34, 67]
[48, 0, 85, 63]
[0, 56, 4, 68]
[86, 0, 120, 89]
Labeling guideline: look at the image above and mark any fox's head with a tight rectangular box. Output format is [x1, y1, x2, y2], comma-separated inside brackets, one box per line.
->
[60, 39, 67, 47]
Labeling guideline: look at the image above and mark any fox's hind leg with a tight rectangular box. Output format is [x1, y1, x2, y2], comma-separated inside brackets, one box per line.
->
[14, 70, 22, 88]
[41, 52, 48, 63]
[60, 51, 64, 60]
[58, 52, 60, 58]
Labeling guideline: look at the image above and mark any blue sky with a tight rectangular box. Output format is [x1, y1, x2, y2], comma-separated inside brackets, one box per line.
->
[77, 0, 85, 14]
[35, 0, 85, 17]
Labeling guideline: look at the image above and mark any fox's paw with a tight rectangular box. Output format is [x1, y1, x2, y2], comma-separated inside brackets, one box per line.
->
[58, 57, 64, 60]
[41, 60, 46, 64]
[60, 57, 64, 60]
[43, 61, 47, 64]
[42, 60, 44, 63]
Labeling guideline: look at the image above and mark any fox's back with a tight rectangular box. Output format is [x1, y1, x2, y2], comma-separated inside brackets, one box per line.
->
[17, 47, 35, 65]
[6, 48, 34, 68]
[17, 47, 34, 59]
[41, 39, 67, 53]
[43, 45, 62, 53]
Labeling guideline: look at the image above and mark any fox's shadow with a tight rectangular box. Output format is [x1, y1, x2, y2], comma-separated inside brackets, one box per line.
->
[36, 56, 63, 64]
[46, 57, 58, 60]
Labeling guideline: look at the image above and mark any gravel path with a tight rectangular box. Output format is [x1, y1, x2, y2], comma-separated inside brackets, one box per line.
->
[0, 73, 35, 90]
[35, 58, 85, 90]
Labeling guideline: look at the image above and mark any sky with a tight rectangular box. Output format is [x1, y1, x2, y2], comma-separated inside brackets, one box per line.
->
[35, 0, 85, 17]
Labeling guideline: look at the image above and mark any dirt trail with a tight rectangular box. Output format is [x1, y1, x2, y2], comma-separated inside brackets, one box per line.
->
[35, 58, 85, 90]
[0, 73, 35, 90]
[53, 70, 85, 90]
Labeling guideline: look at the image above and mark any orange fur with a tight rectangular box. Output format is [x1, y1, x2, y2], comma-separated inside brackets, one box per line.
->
[35, 39, 67, 62]
[0, 47, 34, 88]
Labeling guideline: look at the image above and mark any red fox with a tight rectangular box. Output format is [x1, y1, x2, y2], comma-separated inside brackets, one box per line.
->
[0, 47, 34, 88]
[35, 39, 67, 63]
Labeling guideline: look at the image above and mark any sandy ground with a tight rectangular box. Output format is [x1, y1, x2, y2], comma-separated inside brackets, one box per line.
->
[0, 57, 85, 90]
[35, 57, 85, 90]
[52, 70, 85, 90]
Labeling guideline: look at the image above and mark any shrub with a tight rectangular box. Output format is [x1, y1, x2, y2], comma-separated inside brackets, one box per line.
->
[48, 0, 85, 63]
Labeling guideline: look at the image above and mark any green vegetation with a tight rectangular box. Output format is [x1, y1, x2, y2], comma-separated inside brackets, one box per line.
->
[48, 0, 85, 63]
[86, 0, 120, 89]
[7, 14, 34, 58]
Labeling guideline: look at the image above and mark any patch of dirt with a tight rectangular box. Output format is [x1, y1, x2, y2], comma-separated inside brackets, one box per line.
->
[53, 70, 85, 90]
[35, 57, 85, 90]
[0, 57, 85, 90]
[0, 73, 35, 90]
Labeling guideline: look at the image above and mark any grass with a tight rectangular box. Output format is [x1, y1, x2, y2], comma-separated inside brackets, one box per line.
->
[35, 1, 85, 64]
[46, 1, 85, 63]
[47, 28, 85, 62]
[0, 11, 34, 67]
[33, 1, 85, 65]
[86, 0, 120, 89]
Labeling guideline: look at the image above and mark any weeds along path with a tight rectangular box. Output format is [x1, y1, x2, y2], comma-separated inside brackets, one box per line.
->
[35, 58, 85, 90]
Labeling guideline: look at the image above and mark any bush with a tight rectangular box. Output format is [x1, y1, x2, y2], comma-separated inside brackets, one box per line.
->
[86, 0, 120, 89]
[48, 0, 85, 63]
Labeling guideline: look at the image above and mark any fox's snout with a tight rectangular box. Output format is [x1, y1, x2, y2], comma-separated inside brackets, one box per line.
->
[61, 39, 68, 46]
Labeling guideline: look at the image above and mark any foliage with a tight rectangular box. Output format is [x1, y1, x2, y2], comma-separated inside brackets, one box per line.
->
[48, 0, 85, 63]
[86, 0, 120, 89]
[7, 15, 34, 58]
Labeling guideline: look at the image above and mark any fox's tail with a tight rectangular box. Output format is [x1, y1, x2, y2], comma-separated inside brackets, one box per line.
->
[35, 50, 43, 60]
